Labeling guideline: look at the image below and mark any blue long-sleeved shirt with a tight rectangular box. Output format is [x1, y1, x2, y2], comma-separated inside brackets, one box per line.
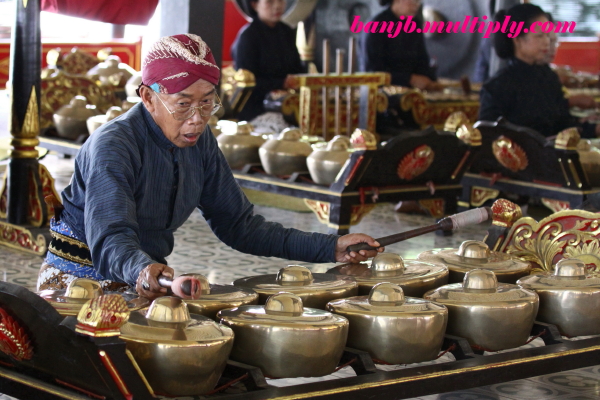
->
[60, 103, 339, 286]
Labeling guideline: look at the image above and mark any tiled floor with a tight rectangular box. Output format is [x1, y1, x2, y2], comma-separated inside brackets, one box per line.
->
[0, 153, 599, 399]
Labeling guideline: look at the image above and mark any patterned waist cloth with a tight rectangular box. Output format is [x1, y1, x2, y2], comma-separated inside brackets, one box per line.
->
[37, 218, 129, 292]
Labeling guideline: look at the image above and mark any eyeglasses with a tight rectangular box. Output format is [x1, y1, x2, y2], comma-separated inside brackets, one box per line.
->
[154, 91, 222, 121]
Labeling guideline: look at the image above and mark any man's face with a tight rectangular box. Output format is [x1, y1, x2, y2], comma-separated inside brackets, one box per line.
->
[141, 78, 215, 148]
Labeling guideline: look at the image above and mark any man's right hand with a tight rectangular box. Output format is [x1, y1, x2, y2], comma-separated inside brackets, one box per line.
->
[409, 74, 434, 90]
[136, 263, 174, 300]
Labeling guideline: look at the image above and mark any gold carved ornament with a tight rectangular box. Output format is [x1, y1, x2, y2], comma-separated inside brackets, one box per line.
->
[0, 307, 34, 361]
[303, 200, 376, 228]
[397, 145, 434, 181]
[76, 294, 130, 337]
[61, 48, 100, 76]
[555, 127, 580, 150]
[350, 129, 377, 150]
[491, 199, 522, 228]
[501, 210, 600, 274]
[418, 199, 445, 218]
[456, 125, 482, 147]
[0, 164, 59, 228]
[41, 70, 119, 130]
[443, 111, 470, 132]
[541, 198, 571, 213]
[492, 135, 528, 172]
[470, 187, 500, 208]
[399, 90, 480, 129]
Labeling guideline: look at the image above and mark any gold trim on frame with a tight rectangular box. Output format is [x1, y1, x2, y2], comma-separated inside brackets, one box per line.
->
[463, 172, 598, 195]
[0, 366, 89, 400]
[267, 345, 600, 400]
[125, 349, 155, 396]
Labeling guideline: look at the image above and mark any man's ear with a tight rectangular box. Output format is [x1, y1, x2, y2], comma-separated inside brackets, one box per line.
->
[139, 86, 156, 113]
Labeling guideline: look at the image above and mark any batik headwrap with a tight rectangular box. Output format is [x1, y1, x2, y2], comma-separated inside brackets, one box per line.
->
[142, 33, 220, 94]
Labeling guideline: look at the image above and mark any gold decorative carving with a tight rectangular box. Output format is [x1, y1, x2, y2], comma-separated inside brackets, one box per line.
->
[492, 135, 528, 172]
[61, 48, 99, 76]
[296, 72, 390, 138]
[375, 92, 388, 113]
[0, 307, 34, 361]
[491, 199, 522, 228]
[350, 129, 377, 150]
[8, 86, 40, 159]
[296, 21, 315, 62]
[39, 164, 60, 220]
[76, 294, 130, 337]
[46, 48, 63, 68]
[502, 210, 600, 273]
[41, 70, 119, 130]
[20, 86, 40, 139]
[281, 92, 300, 118]
[444, 111, 470, 132]
[397, 145, 434, 181]
[418, 199, 445, 218]
[0, 221, 46, 255]
[555, 127, 580, 150]
[27, 167, 45, 227]
[221, 67, 256, 116]
[456, 124, 482, 146]
[96, 48, 113, 62]
[303, 200, 376, 227]
[470, 187, 500, 208]
[541, 198, 571, 213]
[399, 90, 480, 130]
[0, 164, 58, 228]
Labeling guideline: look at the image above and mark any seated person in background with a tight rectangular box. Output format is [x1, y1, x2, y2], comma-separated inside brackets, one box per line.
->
[479, 4, 599, 138]
[359, 0, 437, 90]
[231, 0, 304, 121]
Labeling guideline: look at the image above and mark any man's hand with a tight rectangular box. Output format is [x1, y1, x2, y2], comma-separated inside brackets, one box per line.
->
[284, 75, 300, 90]
[569, 94, 597, 110]
[409, 74, 434, 90]
[335, 233, 384, 263]
[136, 263, 174, 300]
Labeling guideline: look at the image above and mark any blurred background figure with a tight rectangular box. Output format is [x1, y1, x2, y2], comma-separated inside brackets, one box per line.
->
[231, 0, 304, 122]
[359, 0, 438, 90]
[479, 3, 599, 138]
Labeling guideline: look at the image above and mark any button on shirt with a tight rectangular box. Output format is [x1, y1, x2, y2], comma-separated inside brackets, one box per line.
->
[60, 103, 339, 286]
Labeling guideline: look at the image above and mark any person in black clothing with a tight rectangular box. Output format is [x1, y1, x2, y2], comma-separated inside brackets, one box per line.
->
[359, 0, 437, 89]
[231, 0, 304, 121]
[479, 3, 599, 138]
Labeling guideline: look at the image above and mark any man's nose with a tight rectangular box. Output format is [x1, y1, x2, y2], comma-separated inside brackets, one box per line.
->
[189, 109, 205, 124]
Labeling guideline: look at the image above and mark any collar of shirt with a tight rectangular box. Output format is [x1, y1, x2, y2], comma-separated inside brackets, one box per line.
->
[140, 103, 178, 151]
